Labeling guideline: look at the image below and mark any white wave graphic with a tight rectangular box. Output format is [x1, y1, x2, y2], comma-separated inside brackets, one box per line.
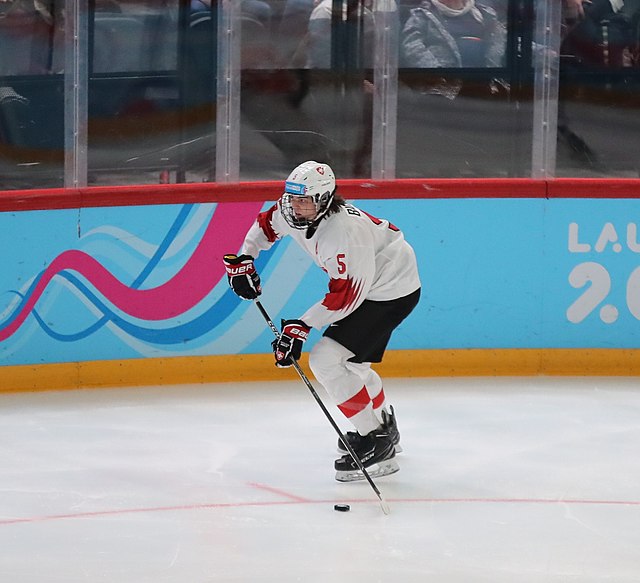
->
[80, 204, 216, 260]
[0, 269, 49, 322]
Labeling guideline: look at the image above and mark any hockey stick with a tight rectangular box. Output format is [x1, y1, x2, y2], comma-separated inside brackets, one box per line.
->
[254, 299, 391, 515]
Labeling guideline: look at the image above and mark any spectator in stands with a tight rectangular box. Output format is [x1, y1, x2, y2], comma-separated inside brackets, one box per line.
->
[561, 0, 639, 68]
[0, 0, 53, 22]
[563, 0, 586, 21]
[190, 0, 271, 28]
[400, 0, 506, 99]
[276, 0, 316, 65]
[297, 0, 397, 69]
[0, 0, 63, 74]
[303, 0, 373, 68]
[558, 0, 639, 172]
[303, 0, 334, 68]
[401, 0, 506, 68]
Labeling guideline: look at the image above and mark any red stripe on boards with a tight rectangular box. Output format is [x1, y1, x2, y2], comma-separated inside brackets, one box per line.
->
[3, 178, 640, 213]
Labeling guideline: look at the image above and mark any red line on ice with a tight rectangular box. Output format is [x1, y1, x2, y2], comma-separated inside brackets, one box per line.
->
[1, 496, 638, 526]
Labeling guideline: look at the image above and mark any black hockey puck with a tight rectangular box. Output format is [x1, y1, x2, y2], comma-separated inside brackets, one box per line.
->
[334, 504, 350, 512]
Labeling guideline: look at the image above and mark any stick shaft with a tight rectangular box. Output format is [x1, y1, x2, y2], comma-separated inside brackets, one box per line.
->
[255, 300, 389, 512]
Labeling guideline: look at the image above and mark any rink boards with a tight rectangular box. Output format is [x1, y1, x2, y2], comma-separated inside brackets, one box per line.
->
[1, 179, 639, 390]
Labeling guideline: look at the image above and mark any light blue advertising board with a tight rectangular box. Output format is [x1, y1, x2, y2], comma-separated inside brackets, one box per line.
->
[1, 197, 639, 366]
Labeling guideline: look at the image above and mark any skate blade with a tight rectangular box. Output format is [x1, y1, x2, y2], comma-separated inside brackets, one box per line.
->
[335, 459, 400, 483]
[338, 443, 403, 455]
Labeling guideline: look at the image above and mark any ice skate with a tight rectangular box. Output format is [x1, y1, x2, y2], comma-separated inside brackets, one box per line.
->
[337, 405, 402, 454]
[334, 429, 399, 483]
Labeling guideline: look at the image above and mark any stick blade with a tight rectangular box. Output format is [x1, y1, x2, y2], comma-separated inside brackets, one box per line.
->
[379, 497, 391, 515]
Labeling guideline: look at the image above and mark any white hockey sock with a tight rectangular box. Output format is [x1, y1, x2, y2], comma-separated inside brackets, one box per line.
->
[308, 337, 381, 435]
[345, 361, 386, 424]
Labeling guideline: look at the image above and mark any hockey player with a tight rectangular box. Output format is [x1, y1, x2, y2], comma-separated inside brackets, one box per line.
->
[223, 161, 421, 482]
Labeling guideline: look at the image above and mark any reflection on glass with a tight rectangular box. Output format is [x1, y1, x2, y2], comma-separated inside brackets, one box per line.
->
[304, 0, 381, 69]
[0, 0, 65, 189]
[92, 0, 179, 74]
[401, 0, 507, 72]
[561, 0, 638, 70]
[557, 0, 640, 177]
[2, 0, 640, 190]
[396, 0, 518, 178]
[238, 1, 382, 180]
[88, 0, 186, 186]
[0, 0, 64, 75]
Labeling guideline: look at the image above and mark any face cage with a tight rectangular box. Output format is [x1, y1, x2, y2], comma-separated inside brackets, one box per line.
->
[281, 190, 334, 230]
[281, 193, 315, 229]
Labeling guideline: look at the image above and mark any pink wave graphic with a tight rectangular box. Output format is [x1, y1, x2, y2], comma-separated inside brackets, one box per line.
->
[0, 202, 263, 341]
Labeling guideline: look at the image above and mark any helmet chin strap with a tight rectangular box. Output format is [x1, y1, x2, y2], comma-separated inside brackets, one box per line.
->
[305, 221, 320, 240]
[305, 192, 334, 239]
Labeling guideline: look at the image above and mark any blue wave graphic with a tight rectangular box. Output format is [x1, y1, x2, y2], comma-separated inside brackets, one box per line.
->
[2, 271, 46, 329]
[33, 272, 241, 344]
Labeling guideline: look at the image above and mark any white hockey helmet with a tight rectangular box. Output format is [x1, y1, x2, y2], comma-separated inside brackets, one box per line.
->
[281, 161, 336, 230]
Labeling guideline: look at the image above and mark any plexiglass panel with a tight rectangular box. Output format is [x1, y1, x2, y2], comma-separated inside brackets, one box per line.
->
[396, 0, 529, 178]
[87, 0, 184, 185]
[237, 0, 379, 180]
[1, 0, 640, 190]
[556, 0, 640, 177]
[0, 0, 65, 188]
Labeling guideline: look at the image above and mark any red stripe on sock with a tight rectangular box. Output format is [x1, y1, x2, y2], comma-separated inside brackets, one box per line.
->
[338, 386, 371, 418]
[372, 388, 385, 410]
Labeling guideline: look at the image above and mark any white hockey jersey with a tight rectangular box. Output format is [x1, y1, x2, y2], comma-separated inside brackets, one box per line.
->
[241, 201, 421, 330]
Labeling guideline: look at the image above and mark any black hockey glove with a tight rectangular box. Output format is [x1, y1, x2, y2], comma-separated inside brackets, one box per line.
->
[272, 319, 310, 368]
[223, 254, 262, 300]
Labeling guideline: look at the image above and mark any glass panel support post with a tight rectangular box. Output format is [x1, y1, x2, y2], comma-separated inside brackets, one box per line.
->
[531, 0, 561, 179]
[371, 0, 399, 180]
[64, 0, 89, 188]
[215, 0, 241, 183]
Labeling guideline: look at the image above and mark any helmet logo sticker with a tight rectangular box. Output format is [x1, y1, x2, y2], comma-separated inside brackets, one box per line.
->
[316, 166, 325, 175]
[285, 181, 307, 195]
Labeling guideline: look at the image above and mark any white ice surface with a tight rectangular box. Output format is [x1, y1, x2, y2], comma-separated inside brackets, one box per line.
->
[1, 377, 639, 582]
